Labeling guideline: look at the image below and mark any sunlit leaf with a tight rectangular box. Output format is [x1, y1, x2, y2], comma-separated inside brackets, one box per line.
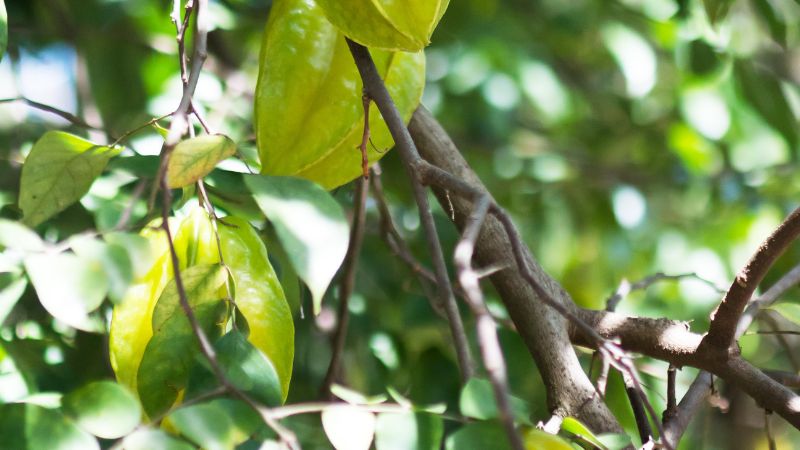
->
[315, 0, 449, 51]
[137, 299, 227, 418]
[150, 264, 228, 331]
[62, 381, 140, 439]
[255, 0, 425, 189]
[0, 276, 26, 324]
[217, 215, 294, 400]
[597, 432, 633, 449]
[121, 428, 195, 450]
[560, 417, 606, 449]
[375, 412, 443, 450]
[167, 134, 237, 188]
[169, 402, 236, 450]
[207, 398, 263, 444]
[459, 378, 531, 425]
[330, 384, 387, 405]
[734, 61, 798, 151]
[24, 252, 107, 331]
[69, 235, 134, 303]
[0, 403, 99, 450]
[322, 405, 376, 450]
[245, 175, 348, 315]
[445, 421, 510, 450]
[0, 219, 44, 252]
[19, 131, 120, 227]
[185, 331, 283, 407]
[751, 0, 787, 46]
[521, 428, 573, 450]
[104, 232, 156, 279]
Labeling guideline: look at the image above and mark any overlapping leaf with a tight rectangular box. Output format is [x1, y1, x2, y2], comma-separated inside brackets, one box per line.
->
[19, 131, 121, 227]
[255, 0, 425, 190]
[167, 134, 237, 188]
[315, 0, 449, 51]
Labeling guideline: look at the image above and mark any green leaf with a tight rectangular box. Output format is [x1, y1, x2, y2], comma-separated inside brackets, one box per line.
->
[104, 232, 157, 279]
[0, 276, 26, 324]
[445, 421, 510, 450]
[19, 131, 121, 227]
[245, 175, 349, 315]
[255, 0, 425, 189]
[597, 433, 633, 449]
[0, 0, 6, 63]
[61, 381, 141, 439]
[314, 0, 449, 51]
[121, 428, 195, 450]
[0, 403, 99, 450]
[769, 303, 800, 325]
[217, 216, 295, 401]
[703, 0, 734, 23]
[734, 61, 798, 151]
[169, 402, 236, 450]
[0, 219, 44, 252]
[69, 235, 134, 303]
[375, 412, 443, 450]
[321, 405, 376, 450]
[207, 398, 263, 444]
[185, 331, 283, 408]
[560, 417, 606, 449]
[151, 264, 228, 331]
[167, 134, 237, 188]
[137, 299, 227, 418]
[24, 252, 108, 331]
[459, 378, 531, 425]
[521, 428, 574, 450]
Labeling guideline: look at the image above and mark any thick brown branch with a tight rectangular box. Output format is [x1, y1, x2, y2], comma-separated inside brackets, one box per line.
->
[705, 206, 800, 350]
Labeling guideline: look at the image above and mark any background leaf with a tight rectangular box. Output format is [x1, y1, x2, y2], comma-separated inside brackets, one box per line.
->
[321, 404, 376, 450]
[61, 381, 141, 439]
[168, 402, 236, 450]
[444, 421, 510, 450]
[24, 252, 108, 331]
[0, 219, 44, 252]
[375, 411, 443, 450]
[459, 378, 531, 424]
[121, 428, 194, 450]
[245, 175, 348, 315]
[167, 134, 237, 188]
[0, 0, 6, 62]
[0, 403, 99, 450]
[19, 131, 120, 227]
[734, 61, 798, 152]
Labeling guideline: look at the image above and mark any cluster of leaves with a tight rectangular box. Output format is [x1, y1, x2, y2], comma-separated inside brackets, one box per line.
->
[2, 0, 800, 448]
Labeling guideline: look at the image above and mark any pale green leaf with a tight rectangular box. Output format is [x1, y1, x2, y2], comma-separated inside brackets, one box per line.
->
[322, 405, 376, 450]
[0, 403, 100, 450]
[122, 428, 195, 450]
[167, 134, 236, 188]
[69, 235, 134, 304]
[522, 428, 574, 450]
[62, 381, 140, 439]
[245, 175, 348, 315]
[561, 417, 606, 449]
[0, 276, 26, 324]
[24, 252, 108, 331]
[19, 131, 120, 227]
[375, 412, 443, 450]
[0, 219, 44, 252]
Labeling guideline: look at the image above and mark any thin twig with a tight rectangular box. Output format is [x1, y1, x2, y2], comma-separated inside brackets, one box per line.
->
[320, 178, 369, 397]
[606, 272, 724, 312]
[346, 38, 475, 382]
[454, 196, 524, 450]
[0, 97, 103, 131]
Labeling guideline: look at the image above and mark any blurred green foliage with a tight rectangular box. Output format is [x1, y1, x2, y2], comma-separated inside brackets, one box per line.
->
[1, 0, 800, 448]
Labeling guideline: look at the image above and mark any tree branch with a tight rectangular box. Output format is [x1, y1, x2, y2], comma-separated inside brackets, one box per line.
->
[346, 39, 474, 382]
[704, 206, 800, 350]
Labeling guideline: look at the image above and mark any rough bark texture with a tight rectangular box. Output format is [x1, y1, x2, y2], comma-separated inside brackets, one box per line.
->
[408, 107, 623, 433]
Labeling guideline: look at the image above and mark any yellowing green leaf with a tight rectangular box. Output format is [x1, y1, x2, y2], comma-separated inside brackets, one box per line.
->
[255, 0, 425, 189]
[217, 215, 294, 400]
[245, 175, 348, 317]
[167, 134, 236, 188]
[522, 428, 573, 450]
[315, 0, 449, 51]
[19, 131, 121, 227]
